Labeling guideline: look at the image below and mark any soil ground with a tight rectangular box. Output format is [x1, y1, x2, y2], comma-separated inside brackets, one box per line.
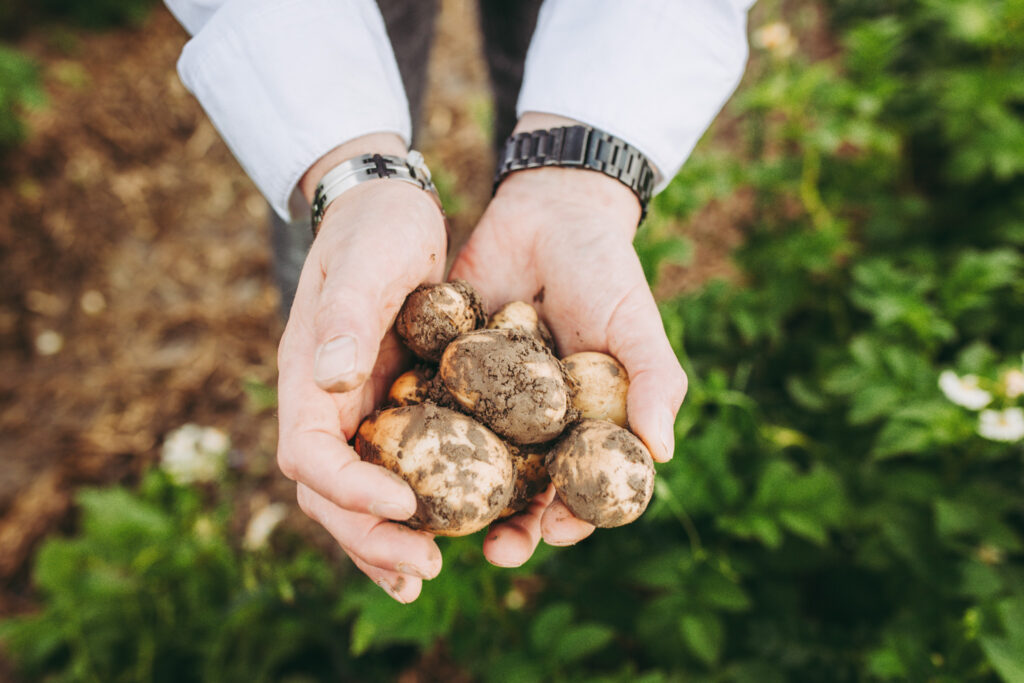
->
[0, 0, 760, 666]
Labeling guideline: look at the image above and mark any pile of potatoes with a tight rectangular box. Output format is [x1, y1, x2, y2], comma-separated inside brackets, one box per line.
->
[354, 281, 656, 537]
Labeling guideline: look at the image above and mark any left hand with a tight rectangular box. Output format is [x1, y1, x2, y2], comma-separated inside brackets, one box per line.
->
[449, 114, 688, 568]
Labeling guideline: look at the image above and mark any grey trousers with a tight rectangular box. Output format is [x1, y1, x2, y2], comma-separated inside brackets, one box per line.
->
[271, 0, 543, 317]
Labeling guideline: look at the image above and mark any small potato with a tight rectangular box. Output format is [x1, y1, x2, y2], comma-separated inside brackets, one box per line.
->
[546, 420, 654, 528]
[439, 329, 577, 444]
[562, 352, 629, 427]
[387, 368, 433, 407]
[487, 301, 554, 351]
[396, 280, 485, 361]
[498, 443, 551, 519]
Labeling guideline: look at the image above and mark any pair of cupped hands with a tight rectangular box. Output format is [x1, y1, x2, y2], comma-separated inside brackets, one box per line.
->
[277, 114, 688, 602]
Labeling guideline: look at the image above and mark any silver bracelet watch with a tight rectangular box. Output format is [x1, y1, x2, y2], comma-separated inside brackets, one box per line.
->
[310, 150, 441, 235]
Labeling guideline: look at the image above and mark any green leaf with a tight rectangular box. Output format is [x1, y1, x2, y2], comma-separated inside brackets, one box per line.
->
[696, 572, 751, 612]
[980, 598, 1024, 683]
[679, 612, 724, 665]
[530, 603, 574, 652]
[556, 623, 615, 664]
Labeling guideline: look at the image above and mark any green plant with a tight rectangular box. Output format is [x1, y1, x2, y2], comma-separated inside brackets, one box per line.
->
[0, 44, 44, 149]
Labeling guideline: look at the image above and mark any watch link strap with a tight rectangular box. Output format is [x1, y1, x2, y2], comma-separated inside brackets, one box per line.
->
[494, 125, 656, 220]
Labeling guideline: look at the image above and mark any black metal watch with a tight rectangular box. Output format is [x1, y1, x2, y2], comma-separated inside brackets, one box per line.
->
[493, 125, 656, 221]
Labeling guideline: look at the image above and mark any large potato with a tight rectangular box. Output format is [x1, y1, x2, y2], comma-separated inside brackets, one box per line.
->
[439, 328, 577, 444]
[498, 442, 551, 519]
[486, 301, 554, 351]
[562, 352, 629, 427]
[355, 404, 514, 536]
[396, 280, 485, 361]
[546, 420, 655, 528]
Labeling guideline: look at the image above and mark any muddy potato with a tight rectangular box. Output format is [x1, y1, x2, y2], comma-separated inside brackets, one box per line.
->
[439, 328, 577, 444]
[498, 443, 551, 519]
[546, 420, 655, 528]
[387, 368, 433, 406]
[486, 301, 554, 350]
[562, 352, 629, 427]
[355, 404, 514, 536]
[396, 280, 485, 361]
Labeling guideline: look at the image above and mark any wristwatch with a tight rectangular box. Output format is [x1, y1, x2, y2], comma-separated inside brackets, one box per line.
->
[311, 150, 441, 235]
[493, 125, 656, 221]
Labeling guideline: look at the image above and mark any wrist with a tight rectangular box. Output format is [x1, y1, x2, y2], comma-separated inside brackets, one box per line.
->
[499, 114, 648, 229]
[299, 132, 408, 204]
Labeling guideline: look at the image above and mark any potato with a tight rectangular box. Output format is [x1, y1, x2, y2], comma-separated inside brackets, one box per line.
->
[486, 301, 554, 350]
[498, 442, 551, 519]
[546, 420, 654, 528]
[439, 328, 577, 444]
[355, 404, 514, 536]
[387, 368, 433, 407]
[396, 280, 485, 361]
[562, 352, 629, 427]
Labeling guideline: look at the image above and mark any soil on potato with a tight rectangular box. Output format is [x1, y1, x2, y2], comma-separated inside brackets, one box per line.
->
[546, 422, 654, 528]
[441, 328, 577, 445]
[356, 404, 512, 535]
[396, 279, 485, 361]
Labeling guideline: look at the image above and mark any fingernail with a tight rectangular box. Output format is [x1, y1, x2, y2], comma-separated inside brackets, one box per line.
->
[545, 537, 579, 548]
[370, 501, 415, 520]
[376, 579, 406, 603]
[314, 335, 358, 388]
[396, 562, 430, 579]
[660, 410, 676, 461]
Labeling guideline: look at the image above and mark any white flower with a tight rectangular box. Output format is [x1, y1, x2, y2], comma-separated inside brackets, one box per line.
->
[160, 423, 229, 485]
[977, 408, 1024, 443]
[753, 22, 797, 58]
[939, 370, 992, 410]
[243, 502, 288, 551]
[1002, 368, 1024, 399]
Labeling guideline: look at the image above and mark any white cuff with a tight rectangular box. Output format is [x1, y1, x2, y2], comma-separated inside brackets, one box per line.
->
[176, 0, 411, 220]
[518, 0, 751, 193]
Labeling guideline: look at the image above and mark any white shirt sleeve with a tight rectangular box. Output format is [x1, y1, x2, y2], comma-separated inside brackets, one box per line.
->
[166, 0, 411, 220]
[518, 0, 754, 191]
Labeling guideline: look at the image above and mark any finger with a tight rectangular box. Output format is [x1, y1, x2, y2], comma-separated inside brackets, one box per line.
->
[606, 280, 687, 463]
[309, 199, 446, 393]
[350, 554, 423, 604]
[483, 484, 556, 567]
[278, 326, 417, 519]
[297, 484, 442, 579]
[541, 496, 596, 546]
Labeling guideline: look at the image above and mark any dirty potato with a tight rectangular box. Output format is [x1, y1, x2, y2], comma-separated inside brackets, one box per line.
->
[486, 301, 554, 350]
[396, 280, 485, 361]
[562, 351, 629, 427]
[355, 404, 514, 536]
[546, 420, 655, 528]
[497, 442, 551, 519]
[387, 368, 433, 407]
[439, 328, 577, 444]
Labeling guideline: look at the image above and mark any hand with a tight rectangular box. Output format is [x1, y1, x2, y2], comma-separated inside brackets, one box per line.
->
[277, 135, 447, 602]
[449, 114, 687, 567]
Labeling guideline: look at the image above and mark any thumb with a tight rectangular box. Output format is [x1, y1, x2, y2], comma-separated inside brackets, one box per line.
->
[307, 234, 444, 394]
[606, 282, 688, 464]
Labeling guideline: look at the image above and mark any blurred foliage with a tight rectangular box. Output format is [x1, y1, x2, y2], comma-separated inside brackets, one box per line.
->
[0, 44, 44, 149]
[0, 0, 155, 155]
[4, 0, 1024, 681]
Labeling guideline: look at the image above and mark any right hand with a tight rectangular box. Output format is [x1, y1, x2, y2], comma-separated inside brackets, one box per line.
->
[276, 136, 447, 603]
